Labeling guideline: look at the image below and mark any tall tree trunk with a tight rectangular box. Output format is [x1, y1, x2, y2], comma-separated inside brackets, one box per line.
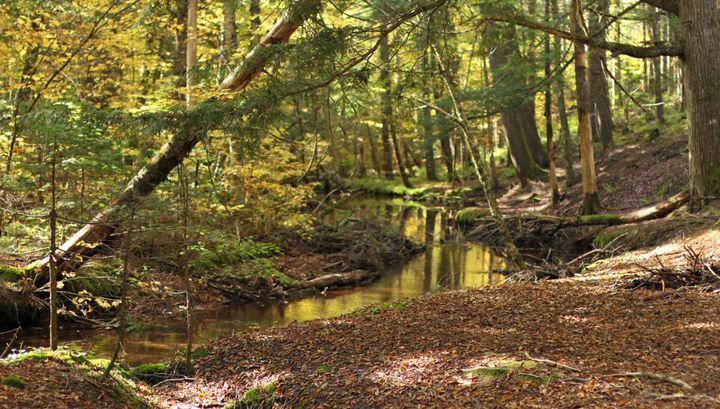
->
[650, 9, 665, 124]
[186, 0, 198, 104]
[222, 0, 237, 54]
[249, 0, 261, 47]
[379, 34, 395, 180]
[552, 0, 578, 188]
[173, 0, 188, 77]
[588, 0, 614, 150]
[677, 0, 720, 208]
[572, 0, 601, 214]
[487, 22, 545, 185]
[48, 141, 58, 351]
[356, 139, 367, 177]
[391, 111, 413, 188]
[366, 125, 382, 176]
[544, 0, 559, 205]
[421, 49, 438, 181]
[28, 0, 321, 277]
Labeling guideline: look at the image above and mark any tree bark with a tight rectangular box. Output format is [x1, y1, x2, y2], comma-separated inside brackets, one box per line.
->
[677, 0, 720, 209]
[588, 0, 614, 150]
[552, 0, 578, 188]
[572, 0, 602, 215]
[487, 22, 546, 185]
[173, 0, 188, 77]
[649, 9, 665, 124]
[544, 0, 559, 205]
[28, 0, 321, 278]
[379, 34, 395, 180]
[186, 0, 197, 104]
[421, 48, 438, 181]
[222, 0, 238, 54]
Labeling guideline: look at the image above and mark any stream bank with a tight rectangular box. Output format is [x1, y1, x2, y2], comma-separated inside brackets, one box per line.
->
[11, 197, 505, 366]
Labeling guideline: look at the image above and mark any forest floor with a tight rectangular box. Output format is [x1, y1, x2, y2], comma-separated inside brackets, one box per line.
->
[146, 131, 720, 407]
[151, 282, 720, 408]
[6, 131, 720, 407]
[0, 353, 148, 409]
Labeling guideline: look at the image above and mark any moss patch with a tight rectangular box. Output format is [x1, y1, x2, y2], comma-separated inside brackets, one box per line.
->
[1, 375, 26, 389]
[456, 207, 490, 226]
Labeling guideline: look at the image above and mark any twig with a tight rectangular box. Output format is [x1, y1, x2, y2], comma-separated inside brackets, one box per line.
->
[152, 377, 196, 387]
[604, 372, 693, 391]
[524, 352, 582, 372]
[1, 327, 20, 358]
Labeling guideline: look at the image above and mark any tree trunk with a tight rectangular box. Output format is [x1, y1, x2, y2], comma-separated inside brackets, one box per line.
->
[186, 0, 197, 104]
[173, 0, 188, 77]
[421, 49, 438, 181]
[249, 0, 261, 47]
[550, 0, 578, 189]
[487, 22, 545, 185]
[391, 122, 412, 188]
[572, 0, 601, 215]
[28, 0, 321, 277]
[650, 10, 665, 124]
[435, 56, 527, 270]
[222, 0, 237, 54]
[379, 34, 395, 180]
[366, 125, 382, 176]
[677, 0, 720, 209]
[356, 139, 367, 177]
[544, 0, 559, 205]
[588, 0, 614, 150]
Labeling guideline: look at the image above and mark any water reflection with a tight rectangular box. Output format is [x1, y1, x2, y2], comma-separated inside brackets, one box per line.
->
[23, 197, 504, 365]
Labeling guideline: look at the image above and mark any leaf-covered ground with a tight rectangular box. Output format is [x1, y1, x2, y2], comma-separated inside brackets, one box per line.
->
[0, 358, 146, 409]
[152, 282, 720, 408]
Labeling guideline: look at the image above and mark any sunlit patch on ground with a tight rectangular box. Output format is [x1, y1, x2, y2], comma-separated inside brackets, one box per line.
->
[372, 352, 445, 386]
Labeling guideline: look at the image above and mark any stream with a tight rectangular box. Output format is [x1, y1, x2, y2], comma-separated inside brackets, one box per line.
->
[20, 197, 504, 365]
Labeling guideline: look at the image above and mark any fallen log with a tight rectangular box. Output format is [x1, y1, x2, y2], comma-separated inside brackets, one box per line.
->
[27, 0, 321, 283]
[296, 270, 380, 290]
[459, 190, 689, 231]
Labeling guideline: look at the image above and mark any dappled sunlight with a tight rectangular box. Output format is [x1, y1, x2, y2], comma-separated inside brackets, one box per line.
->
[372, 352, 448, 386]
[684, 322, 720, 330]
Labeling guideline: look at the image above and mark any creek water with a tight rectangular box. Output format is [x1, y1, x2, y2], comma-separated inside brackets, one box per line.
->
[21, 197, 504, 365]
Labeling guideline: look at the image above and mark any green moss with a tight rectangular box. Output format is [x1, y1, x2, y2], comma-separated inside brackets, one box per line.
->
[0, 265, 28, 282]
[347, 178, 429, 198]
[229, 382, 276, 406]
[191, 347, 209, 361]
[131, 363, 170, 375]
[464, 367, 511, 379]
[238, 259, 297, 288]
[8, 348, 148, 407]
[315, 364, 331, 373]
[127, 362, 173, 385]
[12, 349, 55, 362]
[191, 239, 283, 271]
[1, 375, 26, 389]
[592, 230, 627, 249]
[455, 207, 490, 226]
[497, 166, 516, 179]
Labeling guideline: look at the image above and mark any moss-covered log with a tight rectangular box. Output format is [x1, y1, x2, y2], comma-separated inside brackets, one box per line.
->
[458, 190, 690, 229]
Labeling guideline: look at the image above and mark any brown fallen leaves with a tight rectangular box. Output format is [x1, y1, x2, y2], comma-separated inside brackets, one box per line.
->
[0, 358, 143, 409]
[152, 282, 720, 408]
